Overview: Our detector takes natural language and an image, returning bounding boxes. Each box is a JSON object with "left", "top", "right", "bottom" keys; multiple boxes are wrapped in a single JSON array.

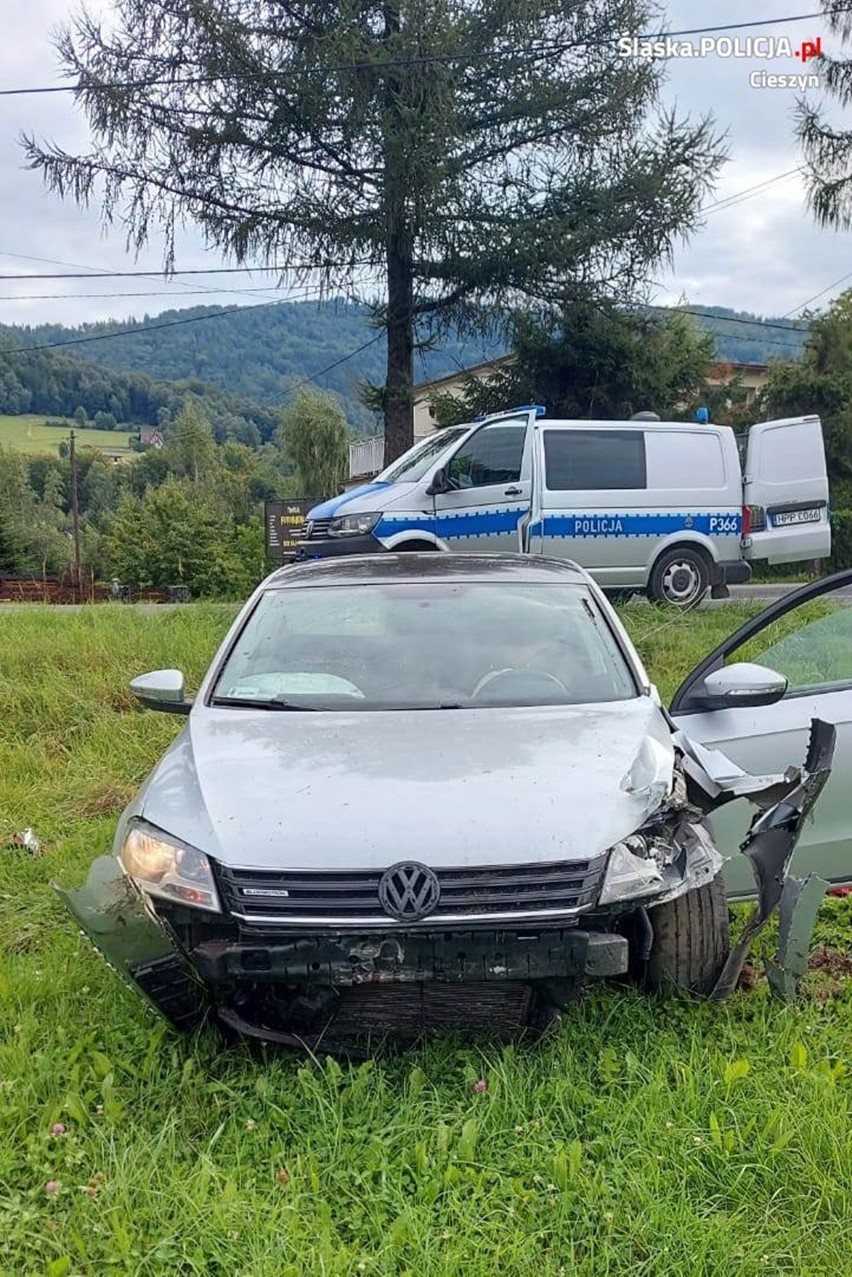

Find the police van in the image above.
[{"left": 297, "top": 406, "right": 831, "bottom": 605}]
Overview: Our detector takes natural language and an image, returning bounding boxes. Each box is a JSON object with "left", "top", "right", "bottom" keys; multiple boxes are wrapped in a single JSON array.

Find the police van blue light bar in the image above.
[{"left": 474, "top": 404, "right": 547, "bottom": 422}]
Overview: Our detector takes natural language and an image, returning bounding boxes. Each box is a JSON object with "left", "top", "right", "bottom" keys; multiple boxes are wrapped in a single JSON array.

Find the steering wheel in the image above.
[{"left": 470, "top": 667, "right": 571, "bottom": 701}]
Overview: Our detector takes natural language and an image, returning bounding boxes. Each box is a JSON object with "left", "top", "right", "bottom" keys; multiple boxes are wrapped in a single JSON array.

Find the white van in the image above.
[{"left": 298, "top": 406, "right": 831, "bottom": 605}]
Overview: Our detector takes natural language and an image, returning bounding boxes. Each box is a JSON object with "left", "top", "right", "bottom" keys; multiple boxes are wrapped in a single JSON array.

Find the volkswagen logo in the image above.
[{"left": 378, "top": 862, "right": 441, "bottom": 922}]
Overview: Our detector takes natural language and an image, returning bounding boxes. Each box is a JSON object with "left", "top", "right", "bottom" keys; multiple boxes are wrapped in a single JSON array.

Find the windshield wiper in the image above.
[{"left": 210, "top": 696, "right": 317, "bottom": 711}]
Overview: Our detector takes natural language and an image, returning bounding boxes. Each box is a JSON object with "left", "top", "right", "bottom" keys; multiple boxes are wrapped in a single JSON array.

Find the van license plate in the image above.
[{"left": 773, "top": 508, "right": 821, "bottom": 527}]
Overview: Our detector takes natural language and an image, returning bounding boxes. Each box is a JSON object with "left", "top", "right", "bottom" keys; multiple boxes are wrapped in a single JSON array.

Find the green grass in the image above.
[
  {"left": 1, "top": 604, "right": 851, "bottom": 1276},
  {"left": 0, "top": 414, "right": 136, "bottom": 457}
]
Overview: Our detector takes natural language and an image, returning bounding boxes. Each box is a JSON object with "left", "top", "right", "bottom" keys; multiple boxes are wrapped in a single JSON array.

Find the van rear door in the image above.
[{"left": 742, "top": 415, "right": 830, "bottom": 564}]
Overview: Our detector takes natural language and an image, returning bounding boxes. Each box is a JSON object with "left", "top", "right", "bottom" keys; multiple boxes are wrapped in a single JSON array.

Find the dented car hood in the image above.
[{"left": 134, "top": 697, "right": 676, "bottom": 872}]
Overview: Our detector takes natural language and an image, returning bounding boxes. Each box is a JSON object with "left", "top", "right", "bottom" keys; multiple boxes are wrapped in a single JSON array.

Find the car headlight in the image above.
[
  {"left": 119, "top": 823, "right": 220, "bottom": 913},
  {"left": 327, "top": 512, "right": 381, "bottom": 537},
  {"left": 597, "top": 835, "right": 665, "bottom": 906}
]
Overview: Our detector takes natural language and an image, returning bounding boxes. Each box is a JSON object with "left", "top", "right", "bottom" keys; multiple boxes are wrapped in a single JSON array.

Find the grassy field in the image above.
[
  {"left": 0, "top": 414, "right": 136, "bottom": 457},
  {"left": 1, "top": 603, "right": 850, "bottom": 1275}
]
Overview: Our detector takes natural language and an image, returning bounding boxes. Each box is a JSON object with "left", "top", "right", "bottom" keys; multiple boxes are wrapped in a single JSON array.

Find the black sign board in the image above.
[{"left": 264, "top": 499, "right": 317, "bottom": 563}]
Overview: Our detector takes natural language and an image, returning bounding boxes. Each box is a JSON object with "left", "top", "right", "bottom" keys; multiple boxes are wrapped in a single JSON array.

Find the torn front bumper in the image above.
[
  {"left": 55, "top": 855, "right": 208, "bottom": 1031},
  {"left": 55, "top": 855, "right": 630, "bottom": 1033}
]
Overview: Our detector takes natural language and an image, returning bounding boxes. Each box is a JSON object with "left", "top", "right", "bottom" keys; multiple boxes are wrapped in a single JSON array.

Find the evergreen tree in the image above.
[
  {"left": 432, "top": 304, "right": 714, "bottom": 424},
  {"left": 797, "top": 4, "right": 852, "bottom": 228},
  {"left": 24, "top": 0, "right": 724, "bottom": 461}
]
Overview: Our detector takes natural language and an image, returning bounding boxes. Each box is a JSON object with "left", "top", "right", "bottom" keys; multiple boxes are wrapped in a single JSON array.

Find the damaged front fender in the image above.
[
  {"left": 675, "top": 718, "right": 836, "bottom": 999},
  {"left": 54, "top": 856, "right": 208, "bottom": 1031}
]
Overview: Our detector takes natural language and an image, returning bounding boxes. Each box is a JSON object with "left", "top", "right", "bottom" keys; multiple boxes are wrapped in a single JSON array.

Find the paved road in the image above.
[{"left": 720, "top": 582, "right": 852, "bottom": 606}]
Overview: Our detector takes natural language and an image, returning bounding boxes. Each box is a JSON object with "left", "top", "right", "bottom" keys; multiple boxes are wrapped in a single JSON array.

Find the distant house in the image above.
[
  {"left": 139, "top": 426, "right": 166, "bottom": 449},
  {"left": 703, "top": 361, "right": 768, "bottom": 404},
  {"left": 346, "top": 356, "right": 769, "bottom": 484}
]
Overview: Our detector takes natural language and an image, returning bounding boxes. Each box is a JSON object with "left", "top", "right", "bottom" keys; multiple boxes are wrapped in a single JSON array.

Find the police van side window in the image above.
[
  {"left": 446, "top": 422, "right": 526, "bottom": 489},
  {"left": 543, "top": 430, "right": 647, "bottom": 490}
]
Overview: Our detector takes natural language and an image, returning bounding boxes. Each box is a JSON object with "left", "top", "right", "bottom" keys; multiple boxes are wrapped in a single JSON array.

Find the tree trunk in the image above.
[
  {"left": 385, "top": 236, "right": 414, "bottom": 463},
  {"left": 381, "top": 1, "right": 414, "bottom": 466}
]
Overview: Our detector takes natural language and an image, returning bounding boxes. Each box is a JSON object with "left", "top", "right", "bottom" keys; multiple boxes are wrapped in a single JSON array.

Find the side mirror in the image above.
[
  {"left": 426, "top": 466, "right": 451, "bottom": 496},
  {"left": 692, "top": 661, "right": 788, "bottom": 711},
  {"left": 130, "top": 669, "right": 192, "bottom": 715}
]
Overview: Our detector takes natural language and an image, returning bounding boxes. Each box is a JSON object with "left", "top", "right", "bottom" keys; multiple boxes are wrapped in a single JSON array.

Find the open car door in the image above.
[
  {"left": 670, "top": 570, "right": 852, "bottom": 898},
  {"left": 742, "top": 415, "right": 830, "bottom": 564}
]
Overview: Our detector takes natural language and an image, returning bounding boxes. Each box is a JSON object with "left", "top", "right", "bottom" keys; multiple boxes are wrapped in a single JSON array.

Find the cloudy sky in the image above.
[{"left": 1, "top": 0, "right": 849, "bottom": 329}]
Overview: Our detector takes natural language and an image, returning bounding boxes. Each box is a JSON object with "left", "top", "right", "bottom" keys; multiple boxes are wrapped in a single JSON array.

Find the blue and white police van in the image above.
[{"left": 297, "top": 406, "right": 831, "bottom": 606}]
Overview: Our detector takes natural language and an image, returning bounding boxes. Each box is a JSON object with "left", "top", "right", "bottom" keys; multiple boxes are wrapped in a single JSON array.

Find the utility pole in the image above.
[{"left": 69, "top": 430, "right": 83, "bottom": 599}]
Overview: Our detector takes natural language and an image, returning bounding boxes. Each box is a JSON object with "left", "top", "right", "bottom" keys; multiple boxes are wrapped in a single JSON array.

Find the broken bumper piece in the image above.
[
  {"left": 54, "top": 855, "right": 208, "bottom": 1031},
  {"left": 191, "top": 927, "right": 629, "bottom": 986}
]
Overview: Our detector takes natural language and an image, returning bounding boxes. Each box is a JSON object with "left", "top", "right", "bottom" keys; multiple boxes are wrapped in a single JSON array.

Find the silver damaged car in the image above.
[{"left": 58, "top": 555, "right": 845, "bottom": 1051}]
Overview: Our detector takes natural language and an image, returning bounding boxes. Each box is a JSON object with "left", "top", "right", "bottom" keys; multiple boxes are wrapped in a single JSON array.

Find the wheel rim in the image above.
[{"left": 660, "top": 558, "right": 703, "bottom": 606}]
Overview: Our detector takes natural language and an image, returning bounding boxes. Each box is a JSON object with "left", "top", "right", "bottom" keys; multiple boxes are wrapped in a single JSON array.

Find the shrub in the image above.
[{"left": 829, "top": 509, "right": 852, "bottom": 572}]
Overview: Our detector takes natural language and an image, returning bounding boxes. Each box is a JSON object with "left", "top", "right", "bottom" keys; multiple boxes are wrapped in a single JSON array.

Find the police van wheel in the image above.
[{"left": 648, "top": 547, "right": 710, "bottom": 608}]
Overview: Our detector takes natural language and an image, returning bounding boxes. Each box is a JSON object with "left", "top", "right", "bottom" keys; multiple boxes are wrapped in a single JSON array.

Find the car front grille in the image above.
[
  {"left": 300, "top": 518, "right": 331, "bottom": 540},
  {"left": 215, "top": 856, "right": 607, "bottom": 926}
]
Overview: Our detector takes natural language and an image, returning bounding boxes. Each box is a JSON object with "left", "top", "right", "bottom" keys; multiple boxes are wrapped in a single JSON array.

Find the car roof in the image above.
[{"left": 265, "top": 553, "right": 589, "bottom": 589}]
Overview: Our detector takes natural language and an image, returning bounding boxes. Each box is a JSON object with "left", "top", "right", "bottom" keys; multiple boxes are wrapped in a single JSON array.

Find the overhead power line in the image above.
[
  {"left": 273, "top": 334, "right": 385, "bottom": 403},
  {"left": 702, "top": 167, "right": 804, "bottom": 216},
  {"left": 0, "top": 260, "right": 370, "bottom": 282},
  {"left": 0, "top": 11, "right": 841, "bottom": 97},
  {"left": 0, "top": 287, "right": 290, "bottom": 301},
  {"left": 782, "top": 268, "right": 852, "bottom": 316}
]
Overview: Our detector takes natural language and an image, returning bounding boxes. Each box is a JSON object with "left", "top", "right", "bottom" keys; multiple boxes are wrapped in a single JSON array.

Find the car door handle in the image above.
[{"left": 504, "top": 486, "right": 523, "bottom": 496}]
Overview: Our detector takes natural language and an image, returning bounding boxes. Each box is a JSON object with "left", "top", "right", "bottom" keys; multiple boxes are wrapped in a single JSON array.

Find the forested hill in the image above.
[
  {"left": 6, "top": 299, "right": 507, "bottom": 428},
  {"left": 1, "top": 299, "right": 808, "bottom": 431},
  {"left": 0, "top": 326, "right": 280, "bottom": 443},
  {"left": 676, "top": 305, "right": 807, "bottom": 364}
]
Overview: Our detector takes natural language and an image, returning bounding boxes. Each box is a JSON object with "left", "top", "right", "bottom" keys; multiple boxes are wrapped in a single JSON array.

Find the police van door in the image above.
[
  {"left": 742, "top": 415, "right": 831, "bottom": 564},
  {"left": 432, "top": 414, "right": 533, "bottom": 552},
  {"left": 525, "top": 423, "right": 650, "bottom": 585}
]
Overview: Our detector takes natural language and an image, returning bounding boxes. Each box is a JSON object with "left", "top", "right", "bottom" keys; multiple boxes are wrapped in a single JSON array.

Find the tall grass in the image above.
[{"left": 0, "top": 603, "right": 850, "bottom": 1276}]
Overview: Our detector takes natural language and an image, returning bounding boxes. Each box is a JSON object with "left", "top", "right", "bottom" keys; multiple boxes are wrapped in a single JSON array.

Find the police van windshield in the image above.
[{"left": 378, "top": 426, "right": 470, "bottom": 483}]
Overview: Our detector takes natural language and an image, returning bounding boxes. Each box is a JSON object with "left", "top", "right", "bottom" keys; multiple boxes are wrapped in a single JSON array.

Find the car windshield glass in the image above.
[
  {"left": 211, "top": 582, "right": 638, "bottom": 710},
  {"left": 377, "top": 427, "right": 470, "bottom": 483}
]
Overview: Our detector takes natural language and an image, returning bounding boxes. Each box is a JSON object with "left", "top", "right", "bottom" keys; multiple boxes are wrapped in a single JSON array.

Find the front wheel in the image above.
[
  {"left": 643, "top": 875, "right": 730, "bottom": 996},
  {"left": 648, "top": 546, "right": 710, "bottom": 608}
]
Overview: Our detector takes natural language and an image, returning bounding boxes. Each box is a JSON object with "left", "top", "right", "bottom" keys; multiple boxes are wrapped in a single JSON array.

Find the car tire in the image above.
[
  {"left": 393, "top": 540, "right": 438, "bottom": 552},
  {"left": 643, "top": 874, "right": 730, "bottom": 996},
  {"left": 648, "top": 546, "right": 710, "bottom": 608}
]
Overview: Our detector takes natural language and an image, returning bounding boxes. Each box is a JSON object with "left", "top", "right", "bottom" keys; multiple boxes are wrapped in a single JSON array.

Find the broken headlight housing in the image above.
[
  {"left": 597, "top": 834, "right": 665, "bottom": 906},
  {"left": 119, "top": 822, "right": 220, "bottom": 913},
  {"left": 327, "top": 512, "right": 381, "bottom": 538}
]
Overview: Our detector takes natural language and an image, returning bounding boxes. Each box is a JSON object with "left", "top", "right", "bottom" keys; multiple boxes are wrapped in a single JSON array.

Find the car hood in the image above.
[
  {"left": 308, "top": 481, "right": 421, "bottom": 520},
  {"left": 137, "top": 697, "right": 675, "bottom": 872}
]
